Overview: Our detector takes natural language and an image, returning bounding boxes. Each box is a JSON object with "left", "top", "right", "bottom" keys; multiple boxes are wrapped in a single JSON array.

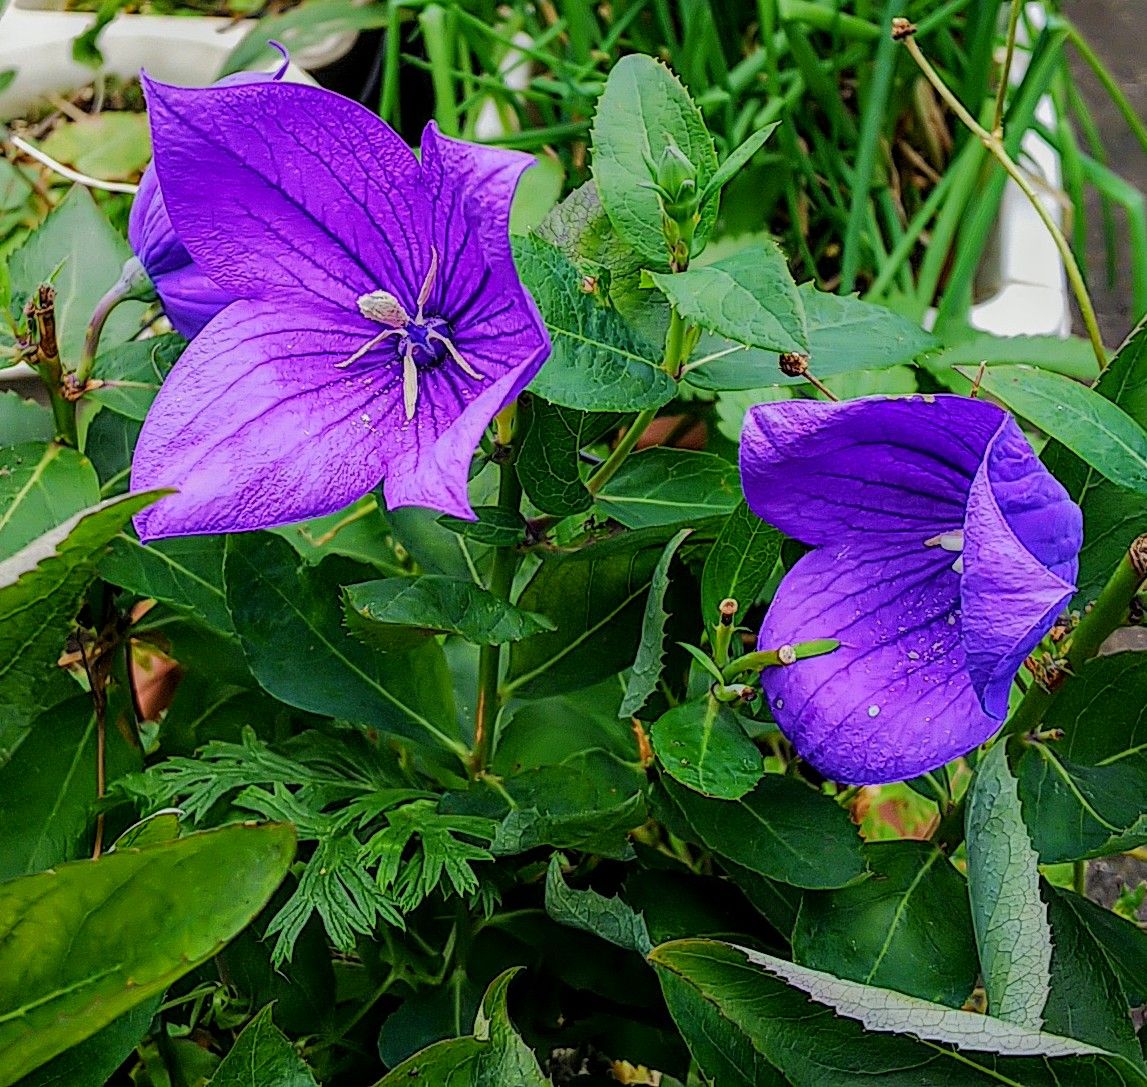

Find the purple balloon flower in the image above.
[
  {"left": 127, "top": 50, "right": 290, "bottom": 339},
  {"left": 740, "top": 395, "right": 1082, "bottom": 785},
  {"left": 129, "top": 79, "right": 549, "bottom": 541}
]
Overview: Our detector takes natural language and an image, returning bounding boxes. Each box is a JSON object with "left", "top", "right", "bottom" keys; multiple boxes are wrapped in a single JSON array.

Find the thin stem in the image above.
[
  {"left": 583, "top": 406, "right": 658, "bottom": 498},
  {"left": 899, "top": 29, "right": 1107, "bottom": 371},
  {"left": 1073, "top": 859, "right": 1087, "bottom": 897},
  {"left": 5, "top": 133, "right": 139, "bottom": 194},
  {"left": 993, "top": 0, "right": 1024, "bottom": 137}
]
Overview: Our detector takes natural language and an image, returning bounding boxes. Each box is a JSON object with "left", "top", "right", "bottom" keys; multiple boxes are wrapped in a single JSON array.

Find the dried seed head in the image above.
[
  {"left": 719, "top": 598, "right": 738, "bottom": 625},
  {"left": 1130, "top": 533, "right": 1147, "bottom": 579},
  {"left": 778, "top": 351, "right": 810, "bottom": 377},
  {"left": 891, "top": 17, "right": 916, "bottom": 40}
]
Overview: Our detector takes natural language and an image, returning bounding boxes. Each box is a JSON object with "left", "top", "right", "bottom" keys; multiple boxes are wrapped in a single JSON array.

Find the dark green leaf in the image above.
[
  {"left": 965, "top": 741, "right": 1052, "bottom": 1028},
  {"left": 700, "top": 500, "right": 781, "bottom": 622},
  {"left": 514, "top": 236, "right": 674, "bottom": 412},
  {"left": 208, "top": 1005, "right": 317, "bottom": 1087},
  {"left": 591, "top": 54, "right": 718, "bottom": 264},
  {"left": 372, "top": 1039, "right": 481, "bottom": 1086},
  {"left": 619, "top": 528, "right": 690, "bottom": 717},
  {"left": 223, "top": 534, "right": 462, "bottom": 757},
  {"left": 652, "top": 244, "right": 807, "bottom": 354},
  {"left": 651, "top": 699, "right": 763, "bottom": 800},
  {"left": 792, "top": 840, "right": 978, "bottom": 1007},
  {"left": 595, "top": 448, "right": 741, "bottom": 529},
  {"left": 0, "top": 443, "right": 99, "bottom": 560},
  {"left": 544, "top": 854, "right": 652, "bottom": 954},
  {"left": 658, "top": 775, "right": 866, "bottom": 889},
  {"left": 438, "top": 506, "right": 526, "bottom": 547},
  {"left": 0, "top": 824, "right": 295, "bottom": 1087},
  {"left": 922, "top": 332, "right": 1098, "bottom": 384},
  {"left": 85, "top": 334, "right": 183, "bottom": 421}
]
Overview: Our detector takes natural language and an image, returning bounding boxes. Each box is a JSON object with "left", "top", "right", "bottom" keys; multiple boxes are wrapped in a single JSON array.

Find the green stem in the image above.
[
  {"left": 1006, "top": 541, "right": 1147, "bottom": 738},
  {"left": 419, "top": 4, "right": 460, "bottom": 137},
  {"left": 1073, "top": 859, "right": 1088, "bottom": 896},
  {"left": 992, "top": 0, "right": 1024, "bottom": 137},
  {"left": 76, "top": 257, "right": 149, "bottom": 387}
]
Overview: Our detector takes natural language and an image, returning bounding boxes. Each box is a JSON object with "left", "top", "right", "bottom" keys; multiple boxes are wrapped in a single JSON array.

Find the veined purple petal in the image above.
[
  {"left": 131, "top": 300, "right": 402, "bottom": 541},
  {"left": 128, "top": 165, "right": 188, "bottom": 279},
  {"left": 142, "top": 78, "right": 430, "bottom": 312},
  {"left": 960, "top": 417, "right": 1080, "bottom": 718},
  {"left": 147, "top": 263, "right": 234, "bottom": 340},
  {"left": 758, "top": 540, "right": 997, "bottom": 785}
]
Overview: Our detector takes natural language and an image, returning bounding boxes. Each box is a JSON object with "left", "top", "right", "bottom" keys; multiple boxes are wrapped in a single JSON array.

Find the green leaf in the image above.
[
  {"left": 518, "top": 398, "right": 621, "bottom": 517},
  {"left": 652, "top": 938, "right": 1147, "bottom": 1087},
  {"left": 792, "top": 840, "right": 978, "bottom": 1007},
  {"left": 438, "top": 506, "right": 526, "bottom": 547},
  {"left": 0, "top": 824, "right": 296, "bottom": 1087},
  {"left": 38, "top": 113, "right": 151, "bottom": 183},
  {"left": 1043, "top": 315, "right": 1147, "bottom": 597},
  {"left": 208, "top": 1005, "right": 317, "bottom": 1087},
  {"left": 595, "top": 448, "right": 741, "bottom": 529},
  {"left": 505, "top": 527, "right": 675, "bottom": 698},
  {"left": 922, "top": 332, "right": 1099, "bottom": 385},
  {"left": 651, "top": 700, "right": 763, "bottom": 800},
  {"left": 0, "top": 443, "right": 99, "bottom": 560},
  {"left": 344, "top": 575, "right": 555, "bottom": 648},
  {"left": 652, "top": 244, "right": 807, "bottom": 354},
  {"left": 1043, "top": 885, "right": 1140, "bottom": 1061},
  {"left": 85, "top": 334, "right": 183, "bottom": 421},
  {"left": 700, "top": 500, "right": 781, "bottom": 622},
  {"left": 8, "top": 187, "right": 146, "bottom": 368},
  {"left": 686, "top": 285, "right": 935, "bottom": 391},
  {"left": 0, "top": 492, "right": 161, "bottom": 724},
  {"left": 514, "top": 236, "right": 674, "bottom": 412},
  {"left": 0, "top": 393, "right": 53, "bottom": 445},
  {"left": 544, "top": 854, "right": 652, "bottom": 955},
  {"left": 698, "top": 123, "right": 779, "bottom": 207},
  {"left": 965, "top": 364, "right": 1147, "bottom": 496},
  {"left": 224, "top": 534, "right": 462, "bottom": 757},
  {"left": 964, "top": 741, "right": 1052, "bottom": 1028},
  {"left": 0, "top": 694, "right": 140, "bottom": 880},
  {"left": 373, "top": 1039, "right": 482, "bottom": 1086},
  {"left": 100, "top": 533, "right": 232, "bottom": 634},
  {"left": 657, "top": 775, "right": 866, "bottom": 889},
  {"left": 591, "top": 54, "right": 718, "bottom": 264},
  {"left": 619, "top": 528, "right": 691, "bottom": 718}
]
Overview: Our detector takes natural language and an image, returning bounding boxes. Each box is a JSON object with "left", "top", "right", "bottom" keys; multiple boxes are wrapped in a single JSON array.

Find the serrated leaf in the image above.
[
  {"left": 965, "top": 741, "right": 1052, "bottom": 1028},
  {"left": 208, "top": 1005, "right": 317, "bottom": 1087},
  {"left": 0, "top": 824, "right": 295, "bottom": 1087},
  {"left": 652, "top": 938, "right": 1147, "bottom": 1087},
  {"left": 652, "top": 244, "right": 807, "bottom": 354},
  {"left": 700, "top": 500, "right": 781, "bottom": 622},
  {"left": 651, "top": 698, "right": 764, "bottom": 800},
  {"left": 698, "top": 123, "right": 779, "bottom": 207},
  {"left": 85, "top": 334, "right": 184, "bottom": 421},
  {"left": 544, "top": 854, "right": 652, "bottom": 959},
  {"left": 344, "top": 575, "right": 554, "bottom": 649},
  {"left": 792, "top": 840, "right": 978, "bottom": 1007},
  {"left": 619, "top": 528, "right": 690, "bottom": 718},
  {"left": 515, "top": 236, "right": 674, "bottom": 412},
  {"left": 595, "top": 448, "right": 741, "bottom": 529},
  {"left": 657, "top": 774, "right": 865, "bottom": 889},
  {"left": 0, "top": 443, "right": 99, "bottom": 560},
  {"left": 591, "top": 54, "right": 718, "bottom": 264},
  {"left": 966, "top": 364, "right": 1147, "bottom": 496}
]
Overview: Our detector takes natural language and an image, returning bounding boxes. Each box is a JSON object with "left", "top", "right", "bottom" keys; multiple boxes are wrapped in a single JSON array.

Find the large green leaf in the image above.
[
  {"left": 0, "top": 492, "right": 160, "bottom": 726},
  {"left": 84, "top": 334, "right": 184, "bottom": 422},
  {"left": 0, "top": 393, "right": 53, "bottom": 445},
  {"left": 1042, "top": 315, "right": 1147, "bottom": 597},
  {"left": 208, "top": 1005, "right": 317, "bottom": 1087},
  {"left": 656, "top": 775, "right": 865, "bottom": 889},
  {"left": 652, "top": 244, "right": 807, "bottom": 353},
  {"left": 792, "top": 840, "right": 978, "bottom": 1007},
  {"left": 595, "top": 448, "right": 742, "bottom": 529},
  {"left": 590, "top": 54, "right": 718, "bottom": 265},
  {"left": 0, "top": 443, "right": 99, "bottom": 560},
  {"left": 965, "top": 741, "right": 1052, "bottom": 1028},
  {"left": 515, "top": 236, "right": 674, "bottom": 412},
  {"left": 700, "top": 500, "right": 781, "bottom": 622},
  {"left": 652, "top": 938, "right": 1147, "bottom": 1086},
  {"left": 544, "top": 855, "right": 652, "bottom": 955},
  {"left": 8, "top": 187, "right": 146, "bottom": 368},
  {"left": 651, "top": 699, "right": 763, "bottom": 800},
  {"left": 39, "top": 113, "right": 151, "bottom": 184},
  {"left": 343, "top": 575, "right": 554, "bottom": 649},
  {"left": 223, "top": 534, "right": 462, "bottom": 757},
  {"left": 1046, "top": 886, "right": 1147, "bottom": 1006},
  {"left": 0, "top": 824, "right": 296, "bottom": 1087},
  {"left": 971, "top": 364, "right": 1147, "bottom": 496}
]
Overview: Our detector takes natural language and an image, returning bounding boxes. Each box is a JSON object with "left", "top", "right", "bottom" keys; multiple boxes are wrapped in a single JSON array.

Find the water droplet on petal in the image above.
[
  {"left": 774, "top": 697, "right": 785, "bottom": 710},
  {"left": 907, "top": 650, "right": 920, "bottom": 660},
  {"left": 867, "top": 704, "right": 880, "bottom": 718}
]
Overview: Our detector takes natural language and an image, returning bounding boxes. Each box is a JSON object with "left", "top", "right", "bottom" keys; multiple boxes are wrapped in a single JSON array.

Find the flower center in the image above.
[
  {"left": 337, "top": 247, "right": 484, "bottom": 420},
  {"left": 924, "top": 529, "right": 965, "bottom": 574}
]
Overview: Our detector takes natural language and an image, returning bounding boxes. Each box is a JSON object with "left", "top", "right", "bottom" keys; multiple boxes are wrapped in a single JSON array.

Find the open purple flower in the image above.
[
  {"left": 741, "top": 395, "right": 1082, "bottom": 785},
  {"left": 127, "top": 49, "right": 290, "bottom": 339},
  {"left": 130, "top": 79, "right": 549, "bottom": 541}
]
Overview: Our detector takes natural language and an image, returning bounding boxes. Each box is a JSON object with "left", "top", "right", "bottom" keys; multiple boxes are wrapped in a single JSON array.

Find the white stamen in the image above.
[
  {"left": 923, "top": 530, "right": 964, "bottom": 553},
  {"left": 358, "top": 290, "right": 409, "bottom": 327},
  {"left": 402, "top": 344, "right": 418, "bottom": 421},
  {"left": 416, "top": 247, "right": 439, "bottom": 320},
  {"left": 336, "top": 327, "right": 403, "bottom": 369},
  {"left": 426, "top": 329, "right": 483, "bottom": 381}
]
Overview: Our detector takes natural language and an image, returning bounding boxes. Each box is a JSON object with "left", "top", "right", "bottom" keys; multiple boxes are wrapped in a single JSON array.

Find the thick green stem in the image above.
[
  {"left": 1006, "top": 540, "right": 1147, "bottom": 738},
  {"left": 76, "top": 257, "right": 150, "bottom": 386}
]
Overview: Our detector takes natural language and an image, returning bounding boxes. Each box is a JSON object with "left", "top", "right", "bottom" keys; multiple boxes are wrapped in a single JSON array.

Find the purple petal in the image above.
[
  {"left": 739, "top": 396, "right": 1005, "bottom": 545},
  {"left": 128, "top": 165, "right": 188, "bottom": 278},
  {"left": 131, "top": 300, "right": 402, "bottom": 540},
  {"left": 960, "top": 418, "right": 1080, "bottom": 718},
  {"left": 142, "top": 77, "right": 430, "bottom": 312},
  {"left": 758, "top": 541, "right": 998, "bottom": 785},
  {"left": 148, "top": 264, "right": 233, "bottom": 340}
]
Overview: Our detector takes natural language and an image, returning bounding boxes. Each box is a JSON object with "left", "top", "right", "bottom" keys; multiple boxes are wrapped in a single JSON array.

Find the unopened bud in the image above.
[
  {"left": 655, "top": 143, "right": 698, "bottom": 206},
  {"left": 719, "top": 598, "right": 738, "bottom": 626},
  {"left": 779, "top": 352, "right": 810, "bottom": 377}
]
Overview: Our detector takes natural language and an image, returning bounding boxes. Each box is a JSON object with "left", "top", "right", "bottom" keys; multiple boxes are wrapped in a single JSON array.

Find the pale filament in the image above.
[{"left": 924, "top": 530, "right": 965, "bottom": 574}]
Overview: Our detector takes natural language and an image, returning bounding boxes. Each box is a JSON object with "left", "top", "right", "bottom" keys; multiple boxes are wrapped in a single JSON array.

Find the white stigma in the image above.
[{"left": 402, "top": 343, "right": 418, "bottom": 421}]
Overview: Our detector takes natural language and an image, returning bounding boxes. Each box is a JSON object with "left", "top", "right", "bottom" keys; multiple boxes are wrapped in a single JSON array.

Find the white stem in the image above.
[{"left": 7, "top": 134, "right": 139, "bottom": 194}]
